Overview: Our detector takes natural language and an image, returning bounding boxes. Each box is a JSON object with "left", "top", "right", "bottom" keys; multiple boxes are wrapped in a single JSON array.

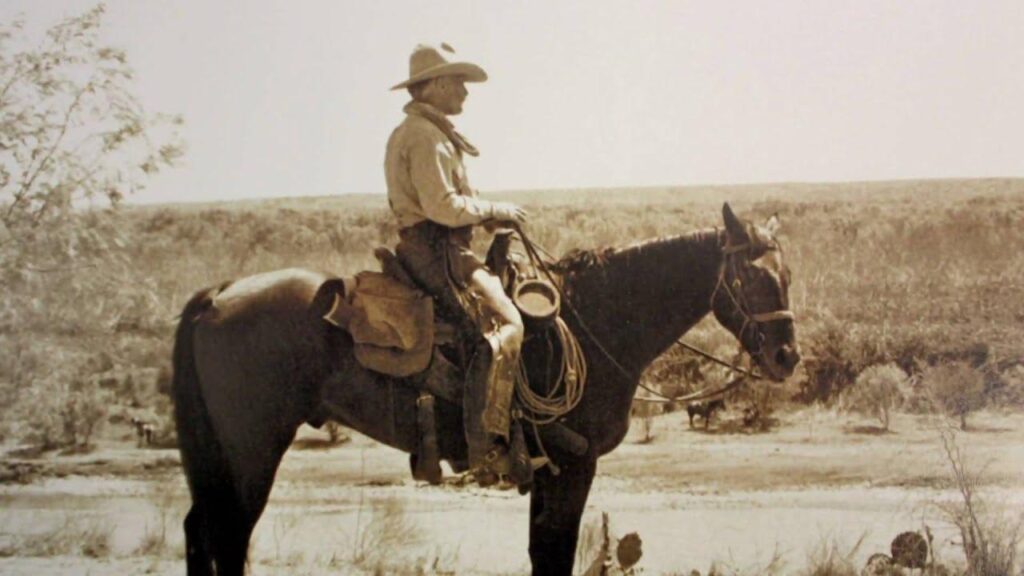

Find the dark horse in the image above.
[
  {"left": 687, "top": 398, "right": 726, "bottom": 429},
  {"left": 172, "top": 204, "right": 800, "bottom": 575}
]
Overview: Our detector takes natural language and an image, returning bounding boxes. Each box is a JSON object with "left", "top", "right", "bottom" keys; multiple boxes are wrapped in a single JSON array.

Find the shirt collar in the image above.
[{"left": 404, "top": 101, "right": 480, "bottom": 157}]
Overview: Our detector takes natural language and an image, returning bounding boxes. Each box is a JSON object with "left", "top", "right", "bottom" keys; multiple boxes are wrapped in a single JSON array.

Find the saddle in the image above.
[
  {"left": 323, "top": 230, "right": 556, "bottom": 380},
  {"left": 320, "top": 231, "right": 563, "bottom": 486}
]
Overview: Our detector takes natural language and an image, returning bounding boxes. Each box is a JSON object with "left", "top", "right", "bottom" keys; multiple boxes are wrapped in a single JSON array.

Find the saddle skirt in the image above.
[
  {"left": 323, "top": 270, "right": 437, "bottom": 377},
  {"left": 323, "top": 244, "right": 466, "bottom": 378}
]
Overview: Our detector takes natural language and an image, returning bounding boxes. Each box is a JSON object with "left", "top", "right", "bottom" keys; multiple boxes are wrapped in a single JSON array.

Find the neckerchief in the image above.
[{"left": 404, "top": 101, "right": 480, "bottom": 157}]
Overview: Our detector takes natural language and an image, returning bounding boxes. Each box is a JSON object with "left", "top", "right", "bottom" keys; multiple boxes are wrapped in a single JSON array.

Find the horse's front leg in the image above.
[{"left": 528, "top": 457, "right": 597, "bottom": 576}]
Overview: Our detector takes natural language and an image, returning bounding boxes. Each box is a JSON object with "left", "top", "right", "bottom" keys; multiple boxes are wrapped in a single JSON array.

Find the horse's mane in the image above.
[
  {"left": 552, "top": 228, "right": 721, "bottom": 275},
  {"left": 553, "top": 246, "right": 614, "bottom": 274}
]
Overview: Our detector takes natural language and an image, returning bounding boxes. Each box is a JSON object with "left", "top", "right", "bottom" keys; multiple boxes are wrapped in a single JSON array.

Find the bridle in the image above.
[{"left": 711, "top": 240, "right": 795, "bottom": 366}]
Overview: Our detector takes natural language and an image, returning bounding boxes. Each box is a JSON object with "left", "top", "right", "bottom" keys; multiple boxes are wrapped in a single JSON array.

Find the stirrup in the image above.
[
  {"left": 467, "top": 446, "right": 550, "bottom": 487},
  {"left": 465, "top": 445, "right": 509, "bottom": 487},
  {"left": 479, "top": 445, "right": 511, "bottom": 475}
]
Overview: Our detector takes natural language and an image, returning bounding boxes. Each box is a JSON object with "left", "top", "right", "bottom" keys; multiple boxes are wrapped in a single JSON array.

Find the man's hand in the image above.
[{"left": 490, "top": 201, "right": 528, "bottom": 224}]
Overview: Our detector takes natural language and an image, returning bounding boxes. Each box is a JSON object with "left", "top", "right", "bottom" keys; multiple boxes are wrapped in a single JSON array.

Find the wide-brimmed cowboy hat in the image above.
[{"left": 390, "top": 43, "right": 487, "bottom": 91}]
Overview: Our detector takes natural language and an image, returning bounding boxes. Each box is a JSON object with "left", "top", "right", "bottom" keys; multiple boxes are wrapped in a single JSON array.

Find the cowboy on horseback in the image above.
[{"left": 385, "top": 43, "right": 527, "bottom": 483}]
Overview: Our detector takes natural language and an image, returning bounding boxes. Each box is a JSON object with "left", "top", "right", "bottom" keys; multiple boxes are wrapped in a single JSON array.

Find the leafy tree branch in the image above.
[{"left": 0, "top": 3, "right": 183, "bottom": 275}]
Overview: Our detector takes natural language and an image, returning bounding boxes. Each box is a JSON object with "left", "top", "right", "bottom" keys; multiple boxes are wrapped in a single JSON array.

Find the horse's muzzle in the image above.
[{"left": 763, "top": 344, "right": 800, "bottom": 381}]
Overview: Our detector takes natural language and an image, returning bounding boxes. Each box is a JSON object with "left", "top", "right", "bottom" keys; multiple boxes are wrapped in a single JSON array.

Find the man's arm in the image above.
[{"left": 408, "top": 137, "right": 496, "bottom": 228}]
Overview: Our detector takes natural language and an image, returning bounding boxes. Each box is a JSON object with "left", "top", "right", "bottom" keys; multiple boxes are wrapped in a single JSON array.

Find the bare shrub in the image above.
[
  {"left": 133, "top": 481, "right": 181, "bottom": 557},
  {"left": 11, "top": 362, "right": 110, "bottom": 452},
  {"left": 0, "top": 515, "right": 113, "bottom": 558},
  {"left": 799, "top": 312, "right": 990, "bottom": 407},
  {"left": 148, "top": 394, "right": 178, "bottom": 448},
  {"left": 630, "top": 400, "right": 661, "bottom": 444},
  {"left": 990, "top": 364, "right": 1024, "bottom": 409},
  {"left": 134, "top": 518, "right": 168, "bottom": 558},
  {"left": 936, "top": 428, "right": 1024, "bottom": 575},
  {"left": 924, "top": 363, "right": 986, "bottom": 431},
  {"left": 688, "top": 547, "right": 786, "bottom": 576},
  {"left": 272, "top": 513, "right": 300, "bottom": 564},
  {"left": 79, "top": 519, "right": 113, "bottom": 559},
  {"left": 802, "top": 317, "right": 933, "bottom": 403},
  {"left": 575, "top": 513, "right": 605, "bottom": 571},
  {"left": 844, "top": 363, "right": 909, "bottom": 431},
  {"left": 800, "top": 320, "right": 885, "bottom": 403},
  {"left": 59, "top": 380, "right": 110, "bottom": 450},
  {"left": 799, "top": 533, "right": 865, "bottom": 576},
  {"left": 351, "top": 498, "right": 424, "bottom": 569},
  {"left": 746, "top": 381, "right": 778, "bottom": 431},
  {"left": 14, "top": 373, "right": 110, "bottom": 453}
]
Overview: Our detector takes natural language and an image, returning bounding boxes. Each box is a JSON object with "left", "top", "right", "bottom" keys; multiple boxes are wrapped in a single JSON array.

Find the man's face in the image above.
[{"left": 428, "top": 76, "right": 468, "bottom": 115}]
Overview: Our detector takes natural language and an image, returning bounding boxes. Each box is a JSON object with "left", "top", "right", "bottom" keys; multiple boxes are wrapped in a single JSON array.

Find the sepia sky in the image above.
[{"left": 4, "top": 1, "right": 1023, "bottom": 204}]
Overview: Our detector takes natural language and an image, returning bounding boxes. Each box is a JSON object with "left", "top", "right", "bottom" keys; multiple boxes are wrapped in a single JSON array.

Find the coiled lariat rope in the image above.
[
  {"left": 507, "top": 227, "right": 590, "bottom": 425},
  {"left": 513, "top": 316, "right": 587, "bottom": 425}
]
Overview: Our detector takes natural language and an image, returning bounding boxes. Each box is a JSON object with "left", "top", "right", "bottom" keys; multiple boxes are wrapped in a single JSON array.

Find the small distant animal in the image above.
[
  {"left": 687, "top": 398, "right": 725, "bottom": 429},
  {"left": 742, "top": 406, "right": 761, "bottom": 427},
  {"left": 130, "top": 417, "right": 155, "bottom": 447}
]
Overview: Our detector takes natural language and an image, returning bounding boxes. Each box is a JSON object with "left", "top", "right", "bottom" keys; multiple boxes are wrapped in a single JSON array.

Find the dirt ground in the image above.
[{"left": 1, "top": 408, "right": 1022, "bottom": 575}]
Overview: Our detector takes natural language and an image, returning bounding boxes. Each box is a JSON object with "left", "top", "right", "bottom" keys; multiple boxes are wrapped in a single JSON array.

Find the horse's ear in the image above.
[
  {"left": 723, "top": 203, "right": 750, "bottom": 246},
  {"left": 765, "top": 213, "right": 781, "bottom": 236}
]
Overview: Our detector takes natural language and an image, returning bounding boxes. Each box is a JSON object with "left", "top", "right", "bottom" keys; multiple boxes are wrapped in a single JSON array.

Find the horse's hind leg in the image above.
[
  {"left": 223, "top": 458, "right": 286, "bottom": 575},
  {"left": 184, "top": 504, "right": 215, "bottom": 576},
  {"left": 183, "top": 444, "right": 287, "bottom": 576},
  {"left": 182, "top": 498, "right": 248, "bottom": 576},
  {"left": 211, "top": 510, "right": 253, "bottom": 576}
]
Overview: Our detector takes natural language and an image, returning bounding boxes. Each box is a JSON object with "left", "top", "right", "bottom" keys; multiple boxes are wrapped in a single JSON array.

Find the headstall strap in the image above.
[
  {"left": 751, "top": 310, "right": 795, "bottom": 323},
  {"left": 722, "top": 242, "right": 750, "bottom": 255},
  {"left": 718, "top": 239, "right": 793, "bottom": 324}
]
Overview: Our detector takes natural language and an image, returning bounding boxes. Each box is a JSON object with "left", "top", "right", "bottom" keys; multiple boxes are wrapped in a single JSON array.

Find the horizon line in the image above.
[{"left": 125, "top": 175, "right": 1024, "bottom": 208}]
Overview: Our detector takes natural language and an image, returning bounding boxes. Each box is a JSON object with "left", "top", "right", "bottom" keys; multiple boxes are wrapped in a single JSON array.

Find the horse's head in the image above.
[{"left": 712, "top": 203, "right": 800, "bottom": 381}]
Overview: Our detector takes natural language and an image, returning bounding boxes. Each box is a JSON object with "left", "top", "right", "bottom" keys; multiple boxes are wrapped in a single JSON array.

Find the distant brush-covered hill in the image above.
[{"left": 127, "top": 177, "right": 1024, "bottom": 213}]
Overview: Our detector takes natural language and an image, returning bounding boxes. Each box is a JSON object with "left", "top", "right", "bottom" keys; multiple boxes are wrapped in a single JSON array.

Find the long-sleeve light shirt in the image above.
[{"left": 384, "top": 105, "right": 497, "bottom": 229}]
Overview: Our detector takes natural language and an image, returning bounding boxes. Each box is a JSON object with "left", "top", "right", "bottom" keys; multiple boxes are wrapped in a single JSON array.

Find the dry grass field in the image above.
[{"left": 2, "top": 178, "right": 1024, "bottom": 574}]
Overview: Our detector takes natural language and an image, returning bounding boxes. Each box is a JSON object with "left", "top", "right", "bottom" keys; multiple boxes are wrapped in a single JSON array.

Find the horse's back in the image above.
[
  {"left": 194, "top": 266, "right": 335, "bottom": 387},
  {"left": 206, "top": 267, "right": 332, "bottom": 324}
]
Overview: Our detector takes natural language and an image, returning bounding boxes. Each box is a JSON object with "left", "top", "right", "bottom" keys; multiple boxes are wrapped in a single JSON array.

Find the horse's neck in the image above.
[{"left": 565, "top": 229, "right": 724, "bottom": 377}]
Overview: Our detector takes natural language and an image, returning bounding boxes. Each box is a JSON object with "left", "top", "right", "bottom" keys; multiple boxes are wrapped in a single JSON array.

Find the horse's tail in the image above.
[{"left": 172, "top": 285, "right": 237, "bottom": 558}]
